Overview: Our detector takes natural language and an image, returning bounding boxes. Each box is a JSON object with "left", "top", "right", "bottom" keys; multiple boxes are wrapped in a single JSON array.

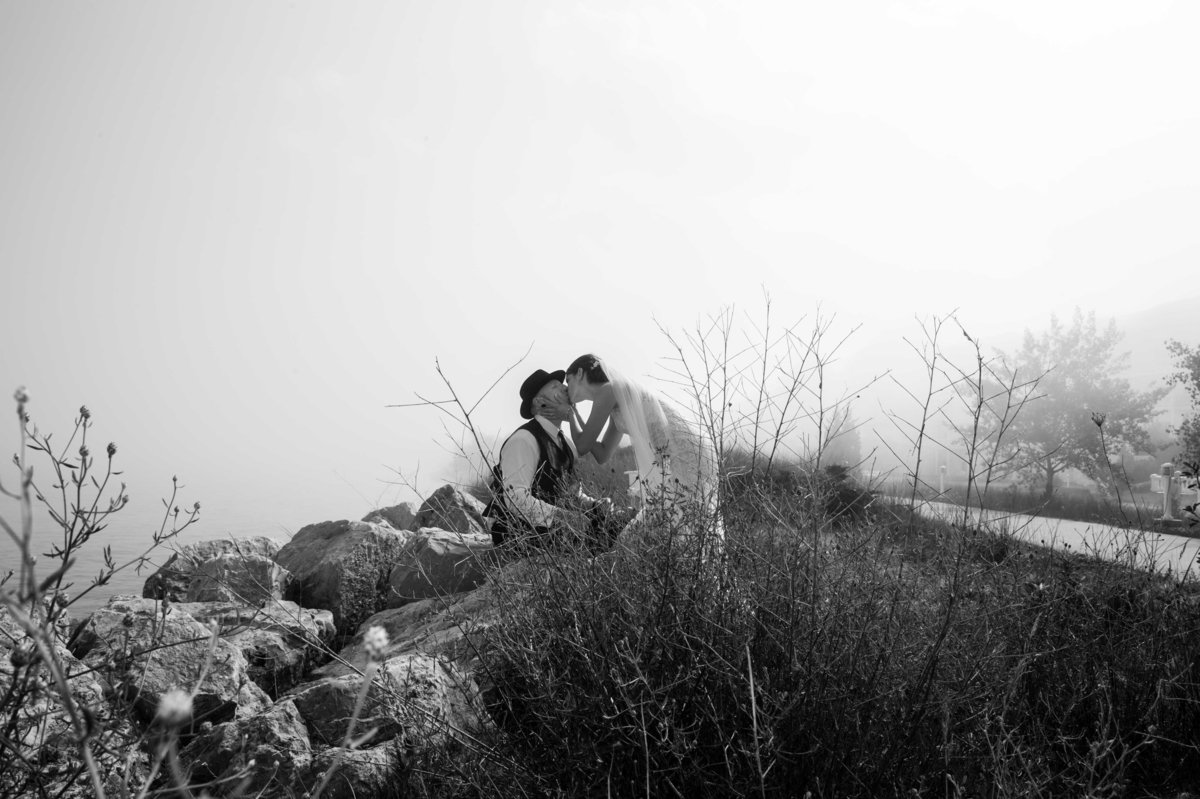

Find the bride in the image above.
[{"left": 564, "top": 353, "right": 723, "bottom": 548}]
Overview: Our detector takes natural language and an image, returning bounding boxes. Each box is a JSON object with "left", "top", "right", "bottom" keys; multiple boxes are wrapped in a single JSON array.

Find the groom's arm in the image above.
[
  {"left": 560, "top": 450, "right": 613, "bottom": 518},
  {"left": 569, "top": 484, "right": 613, "bottom": 518},
  {"left": 500, "top": 432, "right": 572, "bottom": 527}
]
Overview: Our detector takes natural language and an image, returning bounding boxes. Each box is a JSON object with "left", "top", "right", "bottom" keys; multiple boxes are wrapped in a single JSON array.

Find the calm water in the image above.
[
  {"left": 1, "top": 462, "right": 418, "bottom": 622},
  {"left": 1, "top": 505, "right": 302, "bottom": 620}
]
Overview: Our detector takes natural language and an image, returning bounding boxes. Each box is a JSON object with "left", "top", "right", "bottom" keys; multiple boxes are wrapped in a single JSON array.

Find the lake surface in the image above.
[{"left": 1, "top": 505, "right": 303, "bottom": 620}]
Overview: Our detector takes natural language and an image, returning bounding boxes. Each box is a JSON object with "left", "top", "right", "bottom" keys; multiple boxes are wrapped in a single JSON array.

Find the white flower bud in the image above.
[
  {"left": 363, "top": 625, "right": 390, "bottom": 662},
  {"left": 155, "top": 688, "right": 193, "bottom": 727}
]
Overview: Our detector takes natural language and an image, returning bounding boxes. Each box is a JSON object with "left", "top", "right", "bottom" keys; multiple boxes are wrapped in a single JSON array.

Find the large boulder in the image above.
[
  {"left": 68, "top": 596, "right": 267, "bottom": 727},
  {"left": 179, "top": 698, "right": 313, "bottom": 798},
  {"left": 174, "top": 599, "right": 337, "bottom": 698},
  {"left": 0, "top": 605, "right": 101, "bottom": 701},
  {"left": 362, "top": 501, "right": 419, "bottom": 531},
  {"left": 318, "top": 588, "right": 497, "bottom": 680},
  {"left": 414, "top": 484, "right": 488, "bottom": 535},
  {"left": 143, "top": 536, "right": 283, "bottom": 601},
  {"left": 0, "top": 605, "right": 146, "bottom": 799},
  {"left": 386, "top": 528, "right": 495, "bottom": 608},
  {"left": 298, "top": 741, "right": 409, "bottom": 799},
  {"left": 287, "top": 653, "right": 484, "bottom": 750},
  {"left": 274, "top": 520, "right": 412, "bottom": 636},
  {"left": 186, "top": 552, "right": 292, "bottom": 605}
]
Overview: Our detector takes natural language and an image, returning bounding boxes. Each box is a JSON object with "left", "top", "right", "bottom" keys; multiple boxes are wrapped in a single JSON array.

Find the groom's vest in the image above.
[{"left": 485, "top": 420, "right": 576, "bottom": 544}]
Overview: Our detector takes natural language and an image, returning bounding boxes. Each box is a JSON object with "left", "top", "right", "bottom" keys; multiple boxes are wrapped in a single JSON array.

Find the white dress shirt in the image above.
[{"left": 499, "top": 415, "right": 587, "bottom": 527}]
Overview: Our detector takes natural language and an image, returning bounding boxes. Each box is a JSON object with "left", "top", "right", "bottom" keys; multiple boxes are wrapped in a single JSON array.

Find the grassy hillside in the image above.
[{"left": 416, "top": 468, "right": 1200, "bottom": 798}]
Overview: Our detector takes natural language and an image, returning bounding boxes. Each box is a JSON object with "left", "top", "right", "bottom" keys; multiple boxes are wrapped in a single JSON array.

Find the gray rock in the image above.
[
  {"left": 300, "top": 740, "right": 409, "bottom": 799},
  {"left": 414, "top": 484, "right": 488, "bottom": 535},
  {"left": 69, "top": 595, "right": 261, "bottom": 727},
  {"left": 179, "top": 698, "right": 312, "bottom": 797},
  {"left": 318, "top": 588, "right": 497, "bottom": 680},
  {"left": 143, "top": 536, "right": 282, "bottom": 601},
  {"left": 176, "top": 599, "right": 337, "bottom": 646},
  {"left": 362, "top": 500, "right": 420, "bottom": 531},
  {"left": 287, "top": 653, "right": 484, "bottom": 750},
  {"left": 236, "top": 679, "right": 274, "bottom": 719},
  {"left": 386, "top": 527, "right": 495, "bottom": 608},
  {"left": 176, "top": 599, "right": 337, "bottom": 697},
  {"left": 274, "top": 520, "right": 413, "bottom": 636},
  {"left": 186, "top": 551, "right": 292, "bottom": 605},
  {"left": 0, "top": 605, "right": 141, "bottom": 799},
  {"left": 4, "top": 732, "right": 148, "bottom": 799}
]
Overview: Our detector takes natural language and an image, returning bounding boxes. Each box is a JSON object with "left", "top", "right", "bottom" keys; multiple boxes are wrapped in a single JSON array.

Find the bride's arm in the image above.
[
  {"left": 585, "top": 423, "right": 624, "bottom": 464},
  {"left": 569, "top": 385, "right": 617, "bottom": 460}
]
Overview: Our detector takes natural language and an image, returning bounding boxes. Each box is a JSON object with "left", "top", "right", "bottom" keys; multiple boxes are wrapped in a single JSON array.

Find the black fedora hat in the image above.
[{"left": 519, "top": 368, "right": 566, "bottom": 419}]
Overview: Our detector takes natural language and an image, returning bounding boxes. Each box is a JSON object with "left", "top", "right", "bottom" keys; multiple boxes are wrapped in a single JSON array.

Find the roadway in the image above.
[{"left": 922, "top": 502, "right": 1200, "bottom": 581}]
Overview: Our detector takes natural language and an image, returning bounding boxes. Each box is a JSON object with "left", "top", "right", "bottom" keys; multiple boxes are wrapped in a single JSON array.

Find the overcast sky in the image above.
[{"left": 2, "top": 1, "right": 1198, "bottom": 547}]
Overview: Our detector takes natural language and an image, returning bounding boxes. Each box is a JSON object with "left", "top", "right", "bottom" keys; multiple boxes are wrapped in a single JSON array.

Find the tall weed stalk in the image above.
[{"left": 0, "top": 391, "right": 222, "bottom": 798}]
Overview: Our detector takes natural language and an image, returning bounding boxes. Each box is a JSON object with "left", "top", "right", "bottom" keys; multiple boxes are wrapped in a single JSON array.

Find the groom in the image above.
[{"left": 484, "top": 368, "right": 613, "bottom": 551}]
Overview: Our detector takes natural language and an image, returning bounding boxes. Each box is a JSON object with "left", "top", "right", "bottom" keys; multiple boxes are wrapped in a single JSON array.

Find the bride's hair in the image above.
[{"left": 566, "top": 353, "right": 609, "bottom": 384}]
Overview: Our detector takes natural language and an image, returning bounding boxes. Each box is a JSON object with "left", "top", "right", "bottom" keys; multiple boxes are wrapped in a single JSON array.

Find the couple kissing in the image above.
[{"left": 482, "top": 354, "right": 722, "bottom": 554}]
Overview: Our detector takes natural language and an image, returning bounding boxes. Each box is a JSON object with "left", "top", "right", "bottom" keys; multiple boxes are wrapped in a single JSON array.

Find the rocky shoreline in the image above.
[{"left": 3, "top": 483, "right": 504, "bottom": 798}]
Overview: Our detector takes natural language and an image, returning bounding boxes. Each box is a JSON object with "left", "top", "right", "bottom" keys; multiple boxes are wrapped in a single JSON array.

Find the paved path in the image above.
[{"left": 922, "top": 502, "right": 1200, "bottom": 581}]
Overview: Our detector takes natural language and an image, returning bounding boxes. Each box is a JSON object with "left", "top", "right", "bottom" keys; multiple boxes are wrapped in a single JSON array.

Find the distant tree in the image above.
[
  {"left": 820, "top": 409, "right": 863, "bottom": 469},
  {"left": 984, "top": 309, "right": 1167, "bottom": 500},
  {"left": 1166, "top": 339, "right": 1200, "bottom": 460}
]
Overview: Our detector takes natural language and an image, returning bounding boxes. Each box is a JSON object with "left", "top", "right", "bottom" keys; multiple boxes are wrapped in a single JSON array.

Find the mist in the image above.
[{"left": 3, "top": 3, "right": 1199, "bottom": 612}]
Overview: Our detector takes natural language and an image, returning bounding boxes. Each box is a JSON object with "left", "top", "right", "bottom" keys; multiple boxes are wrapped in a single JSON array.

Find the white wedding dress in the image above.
[{"left": 608, "top": 374, "right": 723, "bottom": 549}]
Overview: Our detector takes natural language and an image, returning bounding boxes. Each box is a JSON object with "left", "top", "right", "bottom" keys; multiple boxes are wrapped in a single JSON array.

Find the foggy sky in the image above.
[{"left": 2, "top": 1, "right": 1198, "bottom": 548}]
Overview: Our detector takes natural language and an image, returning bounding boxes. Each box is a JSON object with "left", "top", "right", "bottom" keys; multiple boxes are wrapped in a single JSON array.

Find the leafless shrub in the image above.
[{"left": 406, "top": 304, "right": 1200, "bottom": 798}]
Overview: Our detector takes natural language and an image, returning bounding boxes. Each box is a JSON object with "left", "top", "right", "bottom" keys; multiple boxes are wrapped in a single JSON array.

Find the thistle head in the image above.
[
  {"left": 155, "top": 688, "right": 193, "bottom": 727},
  {"left": 363, "top": 625, "right": 390, "bottom": 662}
]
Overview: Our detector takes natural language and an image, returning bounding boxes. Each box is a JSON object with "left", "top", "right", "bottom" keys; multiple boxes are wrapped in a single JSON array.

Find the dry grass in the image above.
[{"left": 409, "top": 466, "right": 1200, "bottom": 798}]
